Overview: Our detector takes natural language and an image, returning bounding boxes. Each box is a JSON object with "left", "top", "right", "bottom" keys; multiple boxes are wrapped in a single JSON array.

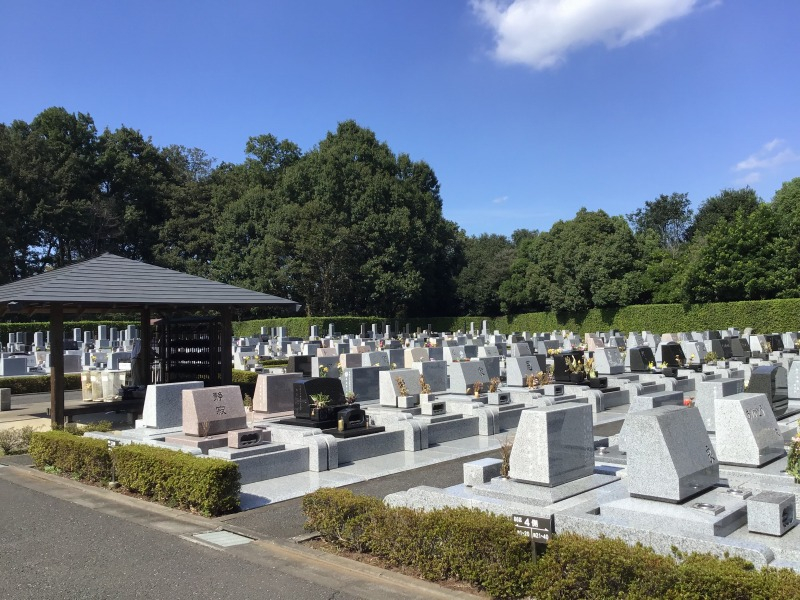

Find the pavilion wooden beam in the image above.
[
  {"left": 50, "top": 303, "right": 64, "bottom": 428},
  {"left": 140, "top": 307, "right": 152, "bottom": 385},
  {"left": 220, "top": 306, "right": 232, "bottom": 385}
]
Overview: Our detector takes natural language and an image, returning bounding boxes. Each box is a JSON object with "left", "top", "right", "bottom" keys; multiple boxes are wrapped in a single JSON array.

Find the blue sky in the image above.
[{"left": 2, "top": 1, "right": 799, "bottom": 237}]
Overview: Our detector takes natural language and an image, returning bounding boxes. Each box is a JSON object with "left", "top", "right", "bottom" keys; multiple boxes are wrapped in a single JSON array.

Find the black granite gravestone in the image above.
[
  {"left": 287, "top": 355, "right": 314, "bottom": 377},
  {"left": 552, "top": 350, "right": 585, "bottom": 383},
  {"left": 718, "top": 337, "right": 733, "bottom": 359},
  {"left": 629, "top": 346, "right": 656, "bottom": 372},
  {"left": 659, "top": 342, "right": 686, "bottom": 368},
  {"left": 748, "top": 365, "right": 789, "bottom": 418},
  {"left": 766, "top": 334, "right": 784, "bottom": 352},
  {"left": 292, "top": 377, "right": 346, "bottom": 422},
  {"left": 730, "top": 337, "right": 751, "bottom": 360}
]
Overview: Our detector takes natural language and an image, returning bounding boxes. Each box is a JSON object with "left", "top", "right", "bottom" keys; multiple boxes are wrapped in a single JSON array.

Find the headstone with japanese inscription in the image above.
[
  {"left": 506, "top": 355, "right": 547, "bottom": 386},
  {"left": 624, "top": 405, "right": 719, "bottom": 502},
  {"left": 182, "top": 385, "right": 247, "bottom": 436},
  {"left": 447, "top": 361, "right": 490, "bottom": 394},
  {"left": 714, "top": 392, "right": 785, "bottom": 467}
]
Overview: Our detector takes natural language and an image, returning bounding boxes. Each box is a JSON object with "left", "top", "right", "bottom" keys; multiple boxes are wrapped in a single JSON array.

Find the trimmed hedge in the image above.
[
  {"left": 29, "top": 432, "right": 240, "bottom": 516},
  {"left": 0, "top": 373, "right": 81, "bottom": 395},
  {"left": 29, "top": 430, "right": 112, "bottom": 482},
  {"left": 232, "top": 298, "right": 800, "bottom": 338},
  {"left": 0, "top": 320, "right": 134, "bottom": 338},
  {"left": 302, "top": 488, "right": 800, "bottom": 600},
  {"left": 113, "top": 444, "right": 240, "bottom": 516}
]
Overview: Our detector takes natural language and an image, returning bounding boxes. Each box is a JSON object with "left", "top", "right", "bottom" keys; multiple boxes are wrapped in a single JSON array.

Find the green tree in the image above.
[
  {"left": 683, "top": 203, "right": 799, "bottom": 302},
  {"left": 772, "top": 177, "right": 800, "bottom": 233},
  {"left": 689, "top": 187, "right": 760, "bottom": 238},
  {"left": 500, "top": 209, "right": 642, "bottom": 313},
  {"left": 456, "top": 233, "right": 514, "bottom": 315},
  {"left": 627, "top": 193, "right": 692, "bottom": 254}
]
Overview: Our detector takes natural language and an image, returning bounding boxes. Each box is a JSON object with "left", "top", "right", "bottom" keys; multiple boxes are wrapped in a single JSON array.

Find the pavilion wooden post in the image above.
[
  {"left": 140, "top": 307, "right": 152, "bottom": 385},
  {"left": 220, "top": 306, "right": 233, "bottom": 385},
  {"left": 50, "top": 303, "right": 64, "bottom": 428}
]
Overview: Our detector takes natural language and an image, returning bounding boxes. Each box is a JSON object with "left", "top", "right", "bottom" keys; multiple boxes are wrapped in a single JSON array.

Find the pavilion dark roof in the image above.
[{"left": 0, "top": 253, "right": 299, "bottom": 315}]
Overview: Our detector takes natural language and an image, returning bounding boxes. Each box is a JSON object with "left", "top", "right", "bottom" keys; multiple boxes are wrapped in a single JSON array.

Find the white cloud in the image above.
[
  {"left": 492, "top": 195, "right": 509, "bottom": 204},
  {"left": 734, "top": 139, "right": 800, "bottom": 172},
  {"left": 734, "top": 171, "right": 761, "bottom": 186},
  {"left": 471, "top": 0, "right": 705, "bottom": 69}
]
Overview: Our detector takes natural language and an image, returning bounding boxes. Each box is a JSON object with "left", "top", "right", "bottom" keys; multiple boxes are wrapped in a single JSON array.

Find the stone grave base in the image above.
[
  {"left": 470, "top": 473, "right": 618, "bottom": 506},
  {"left": 600, "top": 487, "right": 748, "bottom": 537},
  {"left": 594, "top": 444, "right": 627, "bottom": 465},
  {"left": 325, "top": 425, "right": 386, "bottom": 439},
  {"left": 721, "top": 455, "right": 796, "bottom": 489},
  {"left": 277, "top": 417, "right": 339, "bottom": 429},
  {"left": 162, "top": 432, "right": 229, "bottom": 453},
  {"left": 208, "top": 443, "right": 287, "bottom": 460}
]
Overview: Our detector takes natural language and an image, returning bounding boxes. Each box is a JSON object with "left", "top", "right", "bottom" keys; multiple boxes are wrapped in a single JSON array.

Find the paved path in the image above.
[{"left": 0, "top": 453, "right": 490, "bottom": 599}]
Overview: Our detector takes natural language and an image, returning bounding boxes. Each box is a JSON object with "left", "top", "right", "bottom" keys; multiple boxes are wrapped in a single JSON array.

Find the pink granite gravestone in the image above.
[{"left": 182, "top": 385, "right": 247, "bottom": 436}]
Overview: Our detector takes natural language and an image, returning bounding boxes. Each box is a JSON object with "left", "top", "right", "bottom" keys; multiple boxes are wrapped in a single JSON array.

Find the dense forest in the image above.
[{"left": 1, "top": 107, "right": 799, "bottom": 317}]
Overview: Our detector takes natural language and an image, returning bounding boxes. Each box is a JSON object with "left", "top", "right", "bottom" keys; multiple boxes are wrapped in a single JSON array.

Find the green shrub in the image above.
[
  {"left": 231, "top": 369, "right": 258, "bottom": 384},
  {"left": 303, "top": 488, "right": 534, "bottom": 599},
  {"left": 55, "top": 420, "right": 115, "bottom": 436},
  {"left": 302, "top": 489, "right": 800, "bottom": 600},
  {"left": 112, "top": 444, "right": 240, "bottom": 516},
  {"left": 0, "top": 425, "right": 37, "bottom": 455},
  {"left": 0, "top": 373, "right": 81, "bottom": 394},
  {"left": 28, "top": 430, "right": 112, "bottom": 482}
]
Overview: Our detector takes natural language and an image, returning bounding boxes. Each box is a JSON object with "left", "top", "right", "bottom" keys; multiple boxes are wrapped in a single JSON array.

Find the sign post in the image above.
[{"left": 512, "top": 513, "right": 554, "bottom": 561}]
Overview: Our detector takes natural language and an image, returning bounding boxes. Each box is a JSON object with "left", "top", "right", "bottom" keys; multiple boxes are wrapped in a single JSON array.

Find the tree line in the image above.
[{"left": 1, "top": 107, "right": 799, "bottom": 317}]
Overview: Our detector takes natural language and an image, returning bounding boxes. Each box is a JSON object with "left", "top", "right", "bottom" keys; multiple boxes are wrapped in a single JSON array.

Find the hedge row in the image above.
[
  {"left": 0, "top": 320, "right": 134, "bottom": 338},
  {"left": 29, "top": 431, "right": 240, "bottom": 516},
  {"left": 233, "top": 298, "right": 800, "bottom": 338},
  {"left": 29, "top": 430, "right": 111, "bottom": 482},
  {"left": 303, "top": 488, "right": 800, "bottom": 600},
  {"left": 5, "top": 299, "right": 799, "bottom": 341},
  {"left": 0, "top": 373, "right": 81, "bottom": 394},
  {"left": 113, "top": 444, "right": 240, "bottom": 516}
]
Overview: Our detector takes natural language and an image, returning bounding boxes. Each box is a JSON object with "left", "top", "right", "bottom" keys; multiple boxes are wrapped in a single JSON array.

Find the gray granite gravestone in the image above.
[
  {"left": 506, "top": 355, "right": 547, "bottom": 386},
  {"left": 379, "top": 368, "right": 422, "bottom": 407},
  {"left": 625, "top": 405, "right": 719, "bottom": 502},
  {"left": 714, "top": 392, "right": 785, "bottom": 467},
  {"left": 508, "top": 403, "right": 594, "bottom": 486},
  {"left": 417, "top": 360, "right": 447, "bottom": 392},
  {"left": 253, "top": 372, "right": 303, "bottom": 413},
  {"left": 142, "top": 381, "right": 204, "bottom": 429},
  {"left": 747, "top": 365, "right": 789, "bottom": 418},
  {"left": 447, "top": 361, "right": 490, "bottom": 394},
  {"left": 593, "top": 347, "right": 624, "bottom": 375},
  {"left": 693, "top": 378, "right": 744, "bottom": 432}
]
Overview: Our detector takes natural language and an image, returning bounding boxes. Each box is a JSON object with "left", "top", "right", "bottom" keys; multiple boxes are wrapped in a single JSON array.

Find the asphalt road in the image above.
[{"left": 0, "top": 449, "right": 495, "bottom": 600}]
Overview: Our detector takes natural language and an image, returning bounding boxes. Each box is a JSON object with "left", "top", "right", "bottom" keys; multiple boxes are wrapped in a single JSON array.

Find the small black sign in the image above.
[{"left": 512, "top": 514, "right": 553, "bottom": 543}]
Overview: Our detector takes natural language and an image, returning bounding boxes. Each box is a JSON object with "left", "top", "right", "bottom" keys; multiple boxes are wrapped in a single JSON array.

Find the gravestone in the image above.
[
  {"left": 629, "top": 390, "right": 683, "bottom": 412},
  {"left": 442, "top": 345, "right": 467, "bottom": 362},
  {"left": 361, "top": 351, "right": 389, "bottom": 368},
  {"left": 510, "top": 342, "right": 531, "bottom": 357},
  {"left": 404, "top": 347, "right": 429, "bottom": 367},
  {"left": 182, "top": 385, "right": 247, "bottom": 436},
  {"left": 788, "top": 361, "right": 800, "bottom": 399},
  {"left": 594, "top": 347, "right": 624, "bottom": 375},
  {"left": 447, "top": 361, "right": 490, "bottom": 394},
  {"left": 311, "top": 356, "right": 339, "bottom": 378},
  {"left": 142, "top": 381, "right": 204, "bottom": 429},
  {"left": 253, "top": 372, "right": 303, "bottom": 413},
  {"left": 508, "top": 403, "right": 594, "bottom": 486},
  {"left": 287, "top": 355, "right": 314, "bottom": 377},
  {"left": 379, "top": 368, "right": 422, "bottom": 407},
  {"left": 506, "top": 356, "right": 547, "bottom": 386},
  {"left": 747, "top": 365, "right": 789, "bottom": 418},
  {"left": 417, "top": 360, "right": 447, "bottom": 393},
  {"left": 292, "top": 377, "right": 346, "bottom": 421},
  {"left": 628, "top": 346, "right": 656, "bottom": 372},
  {"left": 341, "top": 366, "right": 380, "bottom": 400},
  {"left": 552, "top": 350, "right": 584, "bottom": 382},
  {"left": 655, "top": 342, "right": 686, "bottom": 367},
  {"left": 714, "top": 392, "right": 784, "bottom": 467},
  {"left": 625, "top": 405, "right": 718, "bottom": 502},
  {"left": 694, "top": 378, "right": 744, "bottom": 431},
  {"left": 729, "top": 337, "right": 751, "bottom": 360}
]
